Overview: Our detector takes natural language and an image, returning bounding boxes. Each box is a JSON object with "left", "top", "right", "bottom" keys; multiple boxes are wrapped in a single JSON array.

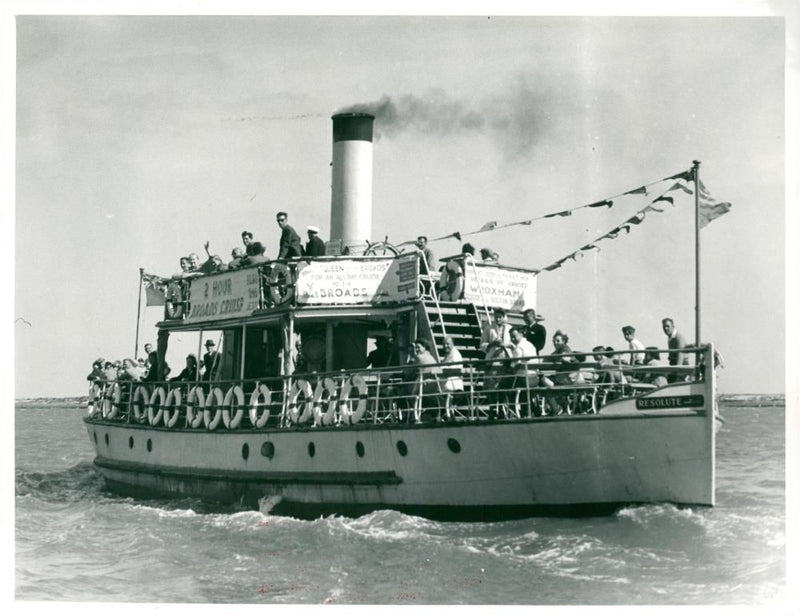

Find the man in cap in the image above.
[
  {"left": 522, "top": 308, "right": 547, "bottom": 355},
  {"left": 202, "top": 339, "right": 220, "bottom": 381},
  {"left": 305, "top": 225, "right": 326, "bottom": 257},
  {"left": 621, "top": 325, "right": 645, "bottom": 365},
  {"left": 276, "top": 211, "right": 304, "bottom": 259}
]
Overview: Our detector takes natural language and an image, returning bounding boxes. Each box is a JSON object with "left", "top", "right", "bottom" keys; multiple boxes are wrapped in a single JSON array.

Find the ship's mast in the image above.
[{"left": 693, "top": 160, "right": 701, "bottom": 346}]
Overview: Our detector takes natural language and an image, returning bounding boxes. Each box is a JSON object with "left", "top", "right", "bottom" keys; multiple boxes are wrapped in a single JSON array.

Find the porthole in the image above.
[
  {"left": 261, "top": 442, "right": 275, "bottom": 459},
  {"left": 447, "top": 438, "right": 461, "bottom": 454},
  {"left": 146, "top": 438, "right": 152, "bottom": 452},
  {"left": 104, "top": 433, "right": 109, "bottom": 446},
  {"left": 241, "top": 443, "right": 250, "bottom": 460},
  {"left": 396, "top": 440, "right": 408, "bottom": 456},
  {"left": 128, "top": 436, "right": 134, "bottom": 449},
  {"left": 308, "top": 442, "right": 316, "bottom": 458},
  {"left": 356, "top": 441, "right": 365, "bottom": 458}
]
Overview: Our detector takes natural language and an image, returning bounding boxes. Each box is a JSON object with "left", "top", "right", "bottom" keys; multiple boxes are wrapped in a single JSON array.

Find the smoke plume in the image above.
[{"left": 337, "top": 78, "right": 561, "bottom": 159}]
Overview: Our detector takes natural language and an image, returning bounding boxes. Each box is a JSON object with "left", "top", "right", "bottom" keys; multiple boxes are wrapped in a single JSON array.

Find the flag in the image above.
[
  {"left": 142, "top": 272, "right": 167, "bottom": 306},
  {"left": 697, "top": 179, "right": 732, "bottom": 228},
  {"left": 479, "top": 220, "right": 497, "bottom": 232}
]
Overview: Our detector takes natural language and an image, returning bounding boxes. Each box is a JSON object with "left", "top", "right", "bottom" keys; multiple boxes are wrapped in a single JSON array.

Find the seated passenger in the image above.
[
  {"left": 643, "top": 347, "right": 668, "bottom": 387},
  {"left": 241, "top": 230, "right": 259, "bottom": 256},
  {"left": 118, "top": 358, "right": 144, "bottom": 381},
  {"left": 228, "top": 247, "right": 246, "bottom": 269},
  {"left": 242, "top": 241, "right": 270, "bottom": 265},
  {"left": 480, "top": 248, "right": 499, "bottom": 262},
  {"left": 412, "top": 338, "right": 443, "bottom": 420},
  {"left": 480, "top": 308, "right": 512, "bottom": 356},
  {"left": 591, "top": 346, "right": 627, "bottom": 384},
  {"left": 102, "top": 361, "right": 118, "bottom": 382},
  {"left": 170, "top": 354, "right": 199, "bottom": 382},
  {"left": 188, "top": 253, "right": 201, "bottom": 271}
]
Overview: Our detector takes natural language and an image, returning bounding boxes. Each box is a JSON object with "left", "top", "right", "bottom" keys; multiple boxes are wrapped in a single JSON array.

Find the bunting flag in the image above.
[
  {"left": 142, "top": 272, "right": 167, "bottom": 306},
  {"left": 392, "top": 165, "right": 730, "bottom": 251}
]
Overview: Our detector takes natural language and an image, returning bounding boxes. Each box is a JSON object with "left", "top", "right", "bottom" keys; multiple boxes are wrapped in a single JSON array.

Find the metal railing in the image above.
[{"left": 86, "top": 346, "right": 710, "bottom": 430}]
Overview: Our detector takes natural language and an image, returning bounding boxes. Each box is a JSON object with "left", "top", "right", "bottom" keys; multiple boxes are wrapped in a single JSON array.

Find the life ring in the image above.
[
  {"left": 148, "top": 386, "right": 167, "bottom": 426},
  {"left": 312, "top": 377, "right": 338, "bottom": 426},
  {"left": 286, "top": 379, "right": 313, "bottom": 424},
  {"left": 340, "top": 374, "right": 369, "bottom": 425},
  {"left": 248, "top": 384, "right": 272, "bottom": 428},
  {"left": 132, "top": 385, "right": 150, "bottom": 423},
  {"left": 87, "top": 383, "right": 102, "bottom": 418},
  {"left": 203, "top": 387, "right": 225, "bottom": 431},
  {"left": 222, "top": 385, "right": 246, "bottom": 429},
  {"left": 267, "top": 262, "right": 295, "bottom": 305},
  {"left": 163, "top": 388, "right": 182, "bottom": 428},
  {"left": 105, "top": 382, "right": 123, "bottom": 420},
  {"left": 164, "top": 281, "right": 184, "bottom": 319},
  {"left": 186, "top": 386, "right": 206, "bottom": 428}
]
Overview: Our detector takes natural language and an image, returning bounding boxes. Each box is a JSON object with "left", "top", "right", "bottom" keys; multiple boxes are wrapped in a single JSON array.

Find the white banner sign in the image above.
[
  {"left": 295, "top": 255, "right": 418, "bottom": 304},
  {"left": 186, "top": 269, "right": 261, "bottom": 323},
  {"left": 463, "top": 264, "right": 537, "bottom": 311}
]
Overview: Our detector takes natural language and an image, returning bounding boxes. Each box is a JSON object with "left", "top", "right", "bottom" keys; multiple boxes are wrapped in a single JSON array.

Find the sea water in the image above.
[{"left": 15, "top": 401, "right": 785, "bottom": 605}]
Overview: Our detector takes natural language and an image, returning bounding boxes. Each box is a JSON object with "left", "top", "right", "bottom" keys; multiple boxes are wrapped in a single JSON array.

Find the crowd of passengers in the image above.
[
  {"left": 172, "top": 211, "right": 327, "bottom": 278},
  {"left": 87, "top": 340, "right": 222, "bottom": 385}
]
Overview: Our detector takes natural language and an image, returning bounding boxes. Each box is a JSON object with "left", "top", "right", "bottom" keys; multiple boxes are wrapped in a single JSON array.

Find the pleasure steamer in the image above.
[{"left": 83, "top": 113, "right": 719, "bottom": 521}]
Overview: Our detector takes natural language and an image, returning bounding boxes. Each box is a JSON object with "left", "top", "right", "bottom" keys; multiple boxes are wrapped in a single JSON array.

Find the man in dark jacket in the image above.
[
  {"left": 276, "top": 212, "right": 303, "bottom": 259},
  {"left": 522, "top": 308, "right": 547, "bottom": 355},
  {"left": 305, "top": 225, "right": 326, "bottom": 257}
]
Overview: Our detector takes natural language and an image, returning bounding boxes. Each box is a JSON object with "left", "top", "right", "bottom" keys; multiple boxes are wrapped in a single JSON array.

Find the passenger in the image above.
[
  {"left": 228, "top": 247, "right": 246, "bottom": 269},
  {"left": 415, "top": 235, "right": 435, "bottom": 274},
  {"left": 480, "top": 308, "right": 513, "bottom": 356},
  {"left": 137, "top": 357, "right": 147, "bottom": 370},
  {"left": 509, "top": 327, "right": 539, "bottom": 417},
  {"left": 292, "top": 340, "right": 308, "bottom": 374},
  {"left": 305, "top": 225, "right": 326, "bottom": 257},
  {"left": 142, "top": 351, "right": 166, "bottom": 382},
  {"left": 522, "top": 308, "right": 547, "bottom": 356},
  {"left": 86, "top": 358, "right": 106, "bottom": 382},
  {"left": 202, "top": 340, "right": 220, "bottom": 381},
  {"left": 188, "top": 253, "right": 201, "bottom": 272},
  {"left": 591, "top": 346, "right": 627, "bottom": 385},
  {"left": 176, "top": 256, "right": 191, "bottom": 277},
  {"left": 480, "top": 248, "right": 499, "bottom": 262},
  {"left": 242, "top": 242, "right": 270, "bottom": 265},
  {"left": 118, "top": 358, "right": 144, "bottom": 381},
  {"left": 170, "top": 354, "right": 199, "bottom": 382},
  {"left": 621, "top": 325, "right": 645, "bottom": 365},
  {"left": 100, "top": 361, "right": 117, "bottom": 382},
  {"left": 662, "top": 317, "right": 690, "bottom": 382},
  {"left": 412, "top": 338, "right": 443, "bottom": 421},
  {"left": 605, "top": 346, "right": 624, "bottom": 365},
  {"left": 643, "top": 347, "right": 669, "bottom": 387},
  {"left": 241, "top": 230, "right": 259, "bottom": 257},
  {"left": 545, "top": 331, "right": 580, "bottom": 414},
  {"left": 276, "top": 211, "right": 304, "bottom": 259},
  {"left": 442, "top": 336, "right": 464, "bottom": 392},
  {"left": 438, "top": 243, "right": 476, "bottom": 301},
  {"left": 366, "top": 337, "right": 392, "bottom": 369}
]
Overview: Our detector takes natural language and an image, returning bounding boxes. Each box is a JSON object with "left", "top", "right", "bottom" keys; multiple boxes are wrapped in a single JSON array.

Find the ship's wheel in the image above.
[{"left": 363, "top": 240, "right": 401, "bottom": 257}]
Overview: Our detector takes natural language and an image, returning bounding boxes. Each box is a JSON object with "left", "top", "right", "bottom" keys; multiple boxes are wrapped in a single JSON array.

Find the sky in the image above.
[{"left": 8, "top": 8, "right": 795, "bottom": 397}]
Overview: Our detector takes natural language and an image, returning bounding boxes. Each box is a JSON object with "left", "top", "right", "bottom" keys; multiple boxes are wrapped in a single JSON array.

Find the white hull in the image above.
[{"left": 86, "top": 382, "right": 716, "bottom": 520}]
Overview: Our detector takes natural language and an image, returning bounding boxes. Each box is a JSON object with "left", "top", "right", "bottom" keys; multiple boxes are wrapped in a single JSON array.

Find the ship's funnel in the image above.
[{"left": 330, "top": 113, "right": 374, "bottom": 255}]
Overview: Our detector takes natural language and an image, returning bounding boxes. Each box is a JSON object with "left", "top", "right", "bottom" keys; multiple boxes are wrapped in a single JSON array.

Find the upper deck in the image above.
[{"left": 158, "top": 252, "right": 540, "bottom": 331}]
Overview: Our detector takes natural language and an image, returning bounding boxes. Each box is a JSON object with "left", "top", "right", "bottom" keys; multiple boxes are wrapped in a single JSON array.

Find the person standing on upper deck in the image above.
[
  {"left": 415, "top": 236, "right": 435, "bottom": 273},
  {"left": 661, "top": 318, "right": 689, "bottom": 366},
  {"left": 522, "top": 308, "right": 547, "bottom": 355},
  {"left": 305, "top": 225, "right": 326, "bottom": 257},
  {"left": 241, "top": 231, "right": 258, "bottom": 257},
  {"left": 276, "top": 212, "right": 303, "bottom": 259},
  {"left": 621, "top": 325, "right": 646, "bottom": 365}
]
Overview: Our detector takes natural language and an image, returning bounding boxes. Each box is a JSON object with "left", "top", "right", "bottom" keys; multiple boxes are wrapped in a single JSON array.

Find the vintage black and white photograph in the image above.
[{"left": 9, "top": 1, "right": 795, "bottom": 609}]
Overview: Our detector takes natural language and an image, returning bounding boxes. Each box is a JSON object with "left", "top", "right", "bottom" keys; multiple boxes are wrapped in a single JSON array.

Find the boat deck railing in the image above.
[{"left": 86, "top": 346, "right": 712, "bottom": 429}]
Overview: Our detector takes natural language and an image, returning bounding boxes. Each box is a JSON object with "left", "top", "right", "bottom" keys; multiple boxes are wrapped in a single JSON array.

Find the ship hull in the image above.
[{"left": 85, "top": 384, "right": 716, "bottom": 520}]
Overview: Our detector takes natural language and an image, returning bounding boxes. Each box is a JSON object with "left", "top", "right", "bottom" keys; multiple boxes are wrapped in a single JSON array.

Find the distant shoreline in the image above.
[{"left": 13, "top": 394, "right": 787, "bottom": 408}]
